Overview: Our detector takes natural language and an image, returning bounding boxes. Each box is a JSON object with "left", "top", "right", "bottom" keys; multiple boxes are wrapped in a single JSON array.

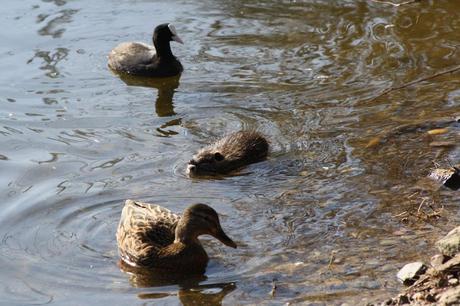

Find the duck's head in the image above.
[
  {"left": 175, "top": 204, "right": 237, "bottom": 249},
  {"left": 153, "top": 23, "right": 184, "bottom": 45}
]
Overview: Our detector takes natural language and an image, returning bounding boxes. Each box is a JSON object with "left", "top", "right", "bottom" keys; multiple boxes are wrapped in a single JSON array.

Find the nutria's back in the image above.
[{"left": 187, "top": 131, "right": 269, "bottom": 176}]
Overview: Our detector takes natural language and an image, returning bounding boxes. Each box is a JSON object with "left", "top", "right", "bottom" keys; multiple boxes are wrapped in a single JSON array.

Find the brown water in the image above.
[{"left": 1, "top": 0, "right": 460, "bottom": 305}]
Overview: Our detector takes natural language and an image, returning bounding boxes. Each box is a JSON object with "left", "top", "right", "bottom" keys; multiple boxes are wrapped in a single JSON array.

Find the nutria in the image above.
[
  {"left": 108, "top": 23, "right": 183, "bottom": 77},
  {"left": 187, "top": 131, "right": 269, "bottom": 176}
]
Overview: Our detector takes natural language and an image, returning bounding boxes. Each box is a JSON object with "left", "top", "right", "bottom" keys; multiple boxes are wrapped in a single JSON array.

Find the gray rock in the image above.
[
  {"left": 397, "top": 262, "right": 427, "bottom": 285},
  {"left": 428, "top": 168, "right": 460, "bottom": 190},
  {"left": 437, "top": 227, "right": 460, "bottom": 257},
  {"left": 431, "top": 254, "right": 448, "bottom": 268},
  {"left": 437, "top": 286, "right": 460, "bottom": 306}
]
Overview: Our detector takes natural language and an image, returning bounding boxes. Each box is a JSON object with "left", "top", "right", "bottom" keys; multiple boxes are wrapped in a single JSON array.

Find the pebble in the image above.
[
  {"left": 430, "top": 254, "right": 447, "bottom": 268},
  {"left": 448, "top": 278, "right": 459, "bottom": 286},
  {"left": 397, "top": 294, "right": 409, "bottom": 304},
  {"left": 412, "top": 292, "right": 424, "bottom": 301}
]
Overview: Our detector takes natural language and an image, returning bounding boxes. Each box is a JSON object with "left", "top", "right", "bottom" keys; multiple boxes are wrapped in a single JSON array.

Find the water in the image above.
[{"left": 1, "top": 0, "right": 460, "bottom": 304}]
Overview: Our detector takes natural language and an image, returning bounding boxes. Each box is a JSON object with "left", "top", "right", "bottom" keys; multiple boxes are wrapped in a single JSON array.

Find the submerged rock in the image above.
[
  {"left": 436, "top": 227, "right": 460, "bottom": 257},
  {"left": 397, "top": 262, "right": 427, "bottom": 285}
]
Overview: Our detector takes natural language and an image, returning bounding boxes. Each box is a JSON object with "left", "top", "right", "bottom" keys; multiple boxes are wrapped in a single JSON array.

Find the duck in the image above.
[
  {"left": 108, "top": 23, "right": 183, "bottom": 77},
  {"left": 116, "top": 200, "right": 237, "bottom": 274}
]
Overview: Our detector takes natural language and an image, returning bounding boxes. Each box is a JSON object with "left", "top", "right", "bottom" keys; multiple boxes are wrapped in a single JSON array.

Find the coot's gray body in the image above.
[{"left": 108, "top": 23, "right": 183, "bottom": 77}]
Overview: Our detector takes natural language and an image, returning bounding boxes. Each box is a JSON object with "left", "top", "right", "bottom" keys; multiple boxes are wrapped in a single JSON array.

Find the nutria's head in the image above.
[
  {"left": 187, "top": 150, "right": 229, "bottom": 176},
  {"left": 187, "top": 131, "right": 269, "bottom": 176}
]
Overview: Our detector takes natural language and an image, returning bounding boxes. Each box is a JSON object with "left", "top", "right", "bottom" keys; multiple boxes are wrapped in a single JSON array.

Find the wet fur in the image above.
[{"left": 189, "top": 131, "right": 269, "bottom": 175}]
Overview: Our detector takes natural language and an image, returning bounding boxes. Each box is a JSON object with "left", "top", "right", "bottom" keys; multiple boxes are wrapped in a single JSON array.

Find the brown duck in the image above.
[{"left": 116, "top": 200, "right": 237, "bottom": 274}]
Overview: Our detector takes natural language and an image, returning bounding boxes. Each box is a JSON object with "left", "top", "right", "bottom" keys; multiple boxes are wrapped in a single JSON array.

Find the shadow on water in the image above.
[{"left": 119, "top": 260, "right": 236, "bottom": 305}]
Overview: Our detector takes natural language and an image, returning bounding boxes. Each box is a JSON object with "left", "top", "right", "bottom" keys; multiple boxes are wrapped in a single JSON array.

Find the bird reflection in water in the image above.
[
  {"left": 113, "top": 73, "right": 181, "bottom": 136},
  {"left": 114, "top": 73, "right": 180, "bottom": 118},
  {"left": 119, "top": 260, "right": 236, "bottom": 306}
]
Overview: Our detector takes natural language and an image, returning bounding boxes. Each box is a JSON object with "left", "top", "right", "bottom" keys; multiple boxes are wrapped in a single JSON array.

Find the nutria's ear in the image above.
[{"left": 214, "top": 152, "right": 224, "bottom": 161}]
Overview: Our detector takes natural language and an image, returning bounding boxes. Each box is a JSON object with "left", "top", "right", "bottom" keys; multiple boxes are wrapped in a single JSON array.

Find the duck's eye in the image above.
[{"left": 214, "top": 152, "right": 224, "bottom": 162}]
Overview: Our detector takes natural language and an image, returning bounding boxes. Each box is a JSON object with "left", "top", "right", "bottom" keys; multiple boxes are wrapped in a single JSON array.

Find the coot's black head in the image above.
[{"left": 153, "top": 23, "right": 184, "bottom": 45}]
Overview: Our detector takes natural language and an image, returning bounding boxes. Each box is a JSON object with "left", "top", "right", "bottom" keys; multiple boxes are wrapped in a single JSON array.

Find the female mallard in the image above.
[
  {"left": 116, "top": 200, "right": 237, "bottom": 274},
  {"left": 108, "top": 23, "right": 183, "bottom": 77}
]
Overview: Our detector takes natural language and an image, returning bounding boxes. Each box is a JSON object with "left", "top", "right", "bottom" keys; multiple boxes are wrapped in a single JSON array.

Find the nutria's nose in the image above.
[
  {"left": 186, "top": 164, "right": 196, "bottom": 174},
  {"left": 188, "top": 159, "right": 197, "bottom": 165}
]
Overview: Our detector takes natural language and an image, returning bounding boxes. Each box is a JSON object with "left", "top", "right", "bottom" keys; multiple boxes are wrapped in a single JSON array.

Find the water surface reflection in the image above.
[{"left": 115, "top": 73, "right": 180, "bottom": 117}]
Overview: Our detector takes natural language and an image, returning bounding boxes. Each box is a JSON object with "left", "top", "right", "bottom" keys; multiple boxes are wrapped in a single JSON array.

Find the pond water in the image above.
[{"left": 1, "top": 0, "right": 460, "bottom": 305}]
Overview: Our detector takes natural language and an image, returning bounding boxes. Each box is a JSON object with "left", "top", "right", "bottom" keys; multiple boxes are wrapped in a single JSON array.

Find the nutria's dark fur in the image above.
[{"left": 187, "top": 131, "right": 269, "bottom": 176}]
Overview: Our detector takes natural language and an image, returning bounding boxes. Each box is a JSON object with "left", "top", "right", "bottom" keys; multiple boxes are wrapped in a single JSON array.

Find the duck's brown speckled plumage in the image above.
[{"left": 116, "top": 200, "right": 236, "bottom": 274}]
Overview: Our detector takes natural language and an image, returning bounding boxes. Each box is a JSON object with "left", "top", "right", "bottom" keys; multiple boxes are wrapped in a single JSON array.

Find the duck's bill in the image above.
[
  {"left": 215, "top": 229, "right": 237, "bottom": 249},
  {"left": 172, "top": 35, "right": 184, "bottom": 44}
]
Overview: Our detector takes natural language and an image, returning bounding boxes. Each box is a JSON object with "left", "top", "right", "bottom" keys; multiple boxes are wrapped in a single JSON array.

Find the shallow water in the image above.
[{"left": 1, "top": 0, "right": 460, "bottom": 305}]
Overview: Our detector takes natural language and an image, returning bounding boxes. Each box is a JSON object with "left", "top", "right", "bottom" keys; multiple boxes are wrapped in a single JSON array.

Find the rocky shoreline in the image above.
[{"left": 374, "top": 227, "right": 460, "bottom": 305}]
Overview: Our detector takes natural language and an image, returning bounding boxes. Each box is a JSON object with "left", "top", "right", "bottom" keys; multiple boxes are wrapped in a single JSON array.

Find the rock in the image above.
[
  {"left": 435, "top": 254, "right": 460, "bottom": 274},
  {"left": 412, "top": 292, "right": 424, "bottom": 302},
  {"left": 397, "top": 262, "right": 427, "bottom": 285},
  {"left": 397, "top": 294, "right": 410, "bottom": 304},
  {"left": 448, "top": 278, "right": 459, "bottom": 286},
  {"left": 437, "top": 227, "right": 460, "bottom": 257},
  {"left": 380, "top": 294, "right": 409, "bottom": 305},
  {"left": 437, "top": 286, "right": 460, "bottom": 306},
  {"left": 428, "top": 167, "right": 460, "bottom": 191},
  {"left": 431, "top": 254, "right": 448, "bottom": 268}
]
